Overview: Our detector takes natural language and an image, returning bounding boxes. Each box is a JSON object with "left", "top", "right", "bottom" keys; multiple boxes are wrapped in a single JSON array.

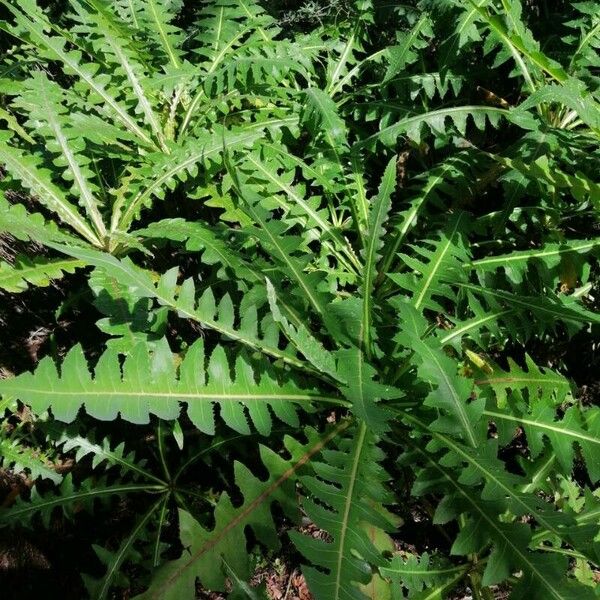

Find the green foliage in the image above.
[
  {"left": 290, "top": 423, "right": 395, "bottom": 600},
  {"left": 0, "top": 0, "right": 599, "bottom": 598},
  {"left": 0, "top": 337, "right": 322, "bottom": 434},
  {"left": 0, "top": 256, "right": 83, "bottom": 293}
]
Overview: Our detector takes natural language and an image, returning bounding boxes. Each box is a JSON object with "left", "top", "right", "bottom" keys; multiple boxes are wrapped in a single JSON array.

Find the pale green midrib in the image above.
[
  {"left": 213, "top": 6, "right": 224, "bottom": 52},
  {"left": 64, "top": 435, "right": 166, "bottom": 483},
  {"left": 118, "top": 132, "right": 260, "bottom": 230},
  {"left": 135, "top": 223, "right": 255, "bottom": 280},
  {"left": 1, "top": 484, "right": 162, "bottom": 519},
  {"left": 245, "top": 155, "right": 356, "bottom": 265},
  {"left": 238, "top": 0, "right": 269, "bottom": 42},
  {"left": 267, "top": 144, "right": 338, "bottom": 194},
  {"left": 436, "top": 431, "right": 564, "bottom": 537},
  {"left": 452, "top": 282, "right": 597, "bottom": 323},
  {"left": 380, "top": 564, "right": 467, "bottom": 577},
  {"left": 468, "top": 0, "right": 567, "bottom": 84},
  {"left": 426, "top": 344, "right": 477, "bottom": 448},
  {"left": 466, "top": 240, "right": 597, "bottom": 268},
  {"left": 307, "top": 88, "right": 341, "bottom": 145},
  {"left": 417, "top": 446, "right": 565, "bottom": 600},
  {"left": 419, "top": 570, "right": 469, "bottom": 600},
  {"left": 52, "top": 248, "right": 309, "bottom": 373},
  {"left": 151, "top": 422, "right": 349, "bottom": 598},
  {"left": 439, "top": 309, "right": 513, "bottom": 344},
  {"left": 521, "top": 453, "right": 555, "bottom": 493},
  {"left": 380, "top": 164, "right": 454, "bottom": 276},
  {"left": 0, "top": 151, "right": 100, "bottom": 245},
  {"left": 0, "top": 259, "right": 83, "bottom": 283},
  {"left": 497, "top": 0, "right": 536, "bottom": 93},
  {"left": 531, "top": 505, "right": 600, "bottom": 547},
  {"left": 350, "top": 156, "right": 369, "bottom": 235},
  {"left": 118, "top": 119, "right": 298, "bottom": 231},
  {"left": 475, "top": 376, "right": 566, "bottom": 386},
  {"left": 378, "top": 13, "right": 428, "bottom": 88},
  {"left": 111, "top": 42, "right": 164, "bottom": 144},
  {"left": 450, "top": 2, "right": 483, "bottom": 60},
  {"left": 575, "top": 506, "right": 600, "bottom": 525},
  {"left": 238, "top": 115, "right": 297, "bottom": 131},
  {"left": 327, "top": 29, "right": 355, "bottom": 94},
  {"left": 483, "top": 409, "right": 598, "bottom": 445},
  {"left": 363, "top": 169, "right": 394, "bottom": 350},
  {"left": 183, "top": 237, "right": 233, "bottom": 268},
  {"left": 46, "top": 97, "right": 107, "bottom": 239},
  {"left": 330, "top": 48, "right": 386, "bottom": 96},
  {"left": 413, "top": 214, "right": 463, "bottom": 310},
  {"left": 2, "top": 386, "right": 341, "bottom": 404},
  {"left": 360, "top": 106, "right": 508, "bottom": 146},
  {"left": 398, "top": 178, "right": 439, "bottom": 239},
  {"left": 333, "top": 421, "right": 367, "bottom": 600},
  {"left": 126, "top": 0, "right": 138, "bottom": 27},
  {"left": 148, "top": 0, "right": 179, "bottom": 68},
  {"left": 146, "top": 225, "right": 262, "bottom": 281},
  {"left": 209, "top": 29, "right": 247, "bottom": 73},
  {"left": 22, "top": 16, "right": 154, "bottom": 147},
  {"left": 245, "top": 204, "right": 326, "bottom": 317},
  {"left": 573, "top": 20, "right": 600, "bottom": 65},
  {"left": 98, "top": 499, "right": 162, "bottom": 599},
  {"left": 575, "top": 508, "right": 600, "bottom": 524},
  {"left": 178, "top": 24, "right": 245, "bottom": 133}
]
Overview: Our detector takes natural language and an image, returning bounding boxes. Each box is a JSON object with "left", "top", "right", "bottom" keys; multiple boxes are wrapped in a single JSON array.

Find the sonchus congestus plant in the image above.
[{"left": 0, "top": 0, "right": 599, "bottom": 598}]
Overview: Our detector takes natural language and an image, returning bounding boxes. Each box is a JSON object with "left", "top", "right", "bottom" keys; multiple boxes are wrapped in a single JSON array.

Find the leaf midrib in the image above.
[
  {"left": 3, "top": 386, "right": 341, "bottom": 404},
  {"left": 484, "top": 409, "right": 599, "bottom": 446},
  {"left": 149, "top": 422, "right": 349, "bottom": 599},
  {"left": 332, "top": 421, "right": 367, "bottom": 600},
  {"left": 414, "top": 445, "right": 565, "bottom": 600},
  {"left": 414, "top": 213, "right": 464, "bottom": 310}
]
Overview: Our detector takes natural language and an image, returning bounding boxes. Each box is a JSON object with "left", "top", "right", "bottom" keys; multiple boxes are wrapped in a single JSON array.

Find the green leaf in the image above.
[
  {"left": 396, "top": 304, "right": 483, "bottom": 447},
  {"left": 379, "top": 158, "right": 461, "bottom": 277},
  {"left": 0, "top": 132, "right": 100, "bottom": 245},
  {"left": 336, "top": 345, "right": 401, "bottom": 433},
  {"left": 0, "top": 474, "right": 159, "bottom": 527},
  {"left": 45, "top": 245, "right": 311, "bottom": 372},
  {"left": 85, "top": 499, "right": 163, "bottom": 600},
  {"left": 0, "top": 337, "right": 333, "bottom": 434},
  {"left": 0, "top": 435, "right": 61, "bottom": 484},
  {"left": 112, "top": 125, "right": 264, "bottom": 232},
  {"left": 134, "top": 217, "right": 258, "bottom": 283},
  {"left": 18, "top": 72, "right": 107, "bottom": 240},
  {"left": 138, "top": 426, "right": 346, "bottom": 598},
  {"left": 290, "top": 423, "right": 394, "bottom": 600},
  {"left": 266, "top": 279, "right": 341, "bottom": 382},
  {"left": 235, "top": 188, "right": 334, "bottom": 328},
  {"left": 466, "top": 238, "right": 600, "bottom": 283},
  {"left": 358, "top": 106, "right": 506, "bottom": 148},
  {"left": 516, "top": 80, "right": 600, "bottom": 132},
  {"left": 73, "top": 0, "right": 167, "bottom": 149},
  {"left": 362, "top": 157, "right": 396, "bottom": 353},
  {"left": 473, "top": 354, "right": 572, "bottom": 409},
  {"left": 411, "top": 443, "right": 595, "bottom": 598},
  {"left": 302, "top": 87, "right": 348, "bottom": 149},
  {"left": 48, "top": 426, "right": 162, "bottom": 482},
  {"left": 1, "top": 0, "right": 156, "bottom": 147},
  {"left": 0, "top": 256, "right": 83, "bottom": 292},
  {"left": 389, "top": 213, "right": 470, "bottom": 313},
  {"left": 380, "top": 553, "right": 468, "bottom": 598},
  {"left": 484, "top": 400, "right": 600, "bottom": 483},
  {"left": 239, "top": 151, "right": 358, "bottom": 268},
  {"left": 453, "top": 282, "right": 600, "bottom": 327}
]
